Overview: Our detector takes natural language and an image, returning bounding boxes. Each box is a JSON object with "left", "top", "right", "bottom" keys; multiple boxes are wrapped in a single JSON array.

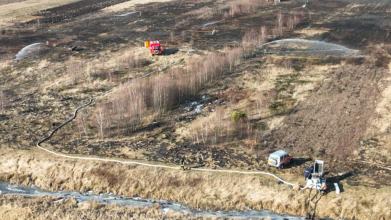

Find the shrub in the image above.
[{"left": 231, "top": 110, "right": 247, "bottom": 123}]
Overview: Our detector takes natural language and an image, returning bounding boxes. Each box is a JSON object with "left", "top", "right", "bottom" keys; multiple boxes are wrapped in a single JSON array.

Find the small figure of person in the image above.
[
  {"left": 304, "top": 164, "right": 314, "bottom": 180},
  {"left": 180, "top": 157, "right": 185, "bottom": 171}
]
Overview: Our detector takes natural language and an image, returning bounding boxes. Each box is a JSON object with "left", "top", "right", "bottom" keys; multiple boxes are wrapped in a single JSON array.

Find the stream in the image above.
[{"left": 0, "top": 182, "right": 309, "bottom": 220}]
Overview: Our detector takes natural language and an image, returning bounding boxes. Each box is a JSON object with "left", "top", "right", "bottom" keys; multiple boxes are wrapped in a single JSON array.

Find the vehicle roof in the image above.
[
  {"left": 269, "top": 150, "right": 290, "bottom": 157},
  {"left": 150, "top": 41, "right": 160, "bottom": 45}
]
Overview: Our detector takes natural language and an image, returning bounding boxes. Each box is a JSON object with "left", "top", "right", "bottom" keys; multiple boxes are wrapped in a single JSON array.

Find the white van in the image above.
[{"left": 268, "top": 150, "right": 292, "bottom": 169}]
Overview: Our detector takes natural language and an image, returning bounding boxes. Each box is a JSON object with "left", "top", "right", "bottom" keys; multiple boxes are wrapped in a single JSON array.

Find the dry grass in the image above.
[
  {"left": 0, "top": 150, "right": 390, "bottom": 219},
  {"left": 101, "top": 0, "right": 172, "bottom": 13},
  {"left": 294, "top": 28, "right": 330, "bottom": 38},
  {"left": 223, "top": 0, "right": 267, "bottom": 19},
  {"left": 183, "top": 6, "right": 214, "bottom": 19},
  {"left": 372, "top": 76, "right": 391, "bottom": 133},
  {"left": 0, "top": 0, "right": 25, "bottom": 6},
  {"left": 0, "top": 0, "right": 80, "bottom": 28},
  {"left": 175, "top": 60, "right": 333, "bottom": 149}
]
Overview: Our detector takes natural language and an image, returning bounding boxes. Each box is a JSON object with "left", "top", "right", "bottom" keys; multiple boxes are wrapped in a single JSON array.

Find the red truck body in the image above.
[{"left": 148, "top": 41, "right": 164, "bottom": 55}]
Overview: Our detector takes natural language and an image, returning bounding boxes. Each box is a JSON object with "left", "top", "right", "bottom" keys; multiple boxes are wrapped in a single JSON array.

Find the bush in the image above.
[{"left": 231, "top": 110, "right": 247, "bottom": 123}]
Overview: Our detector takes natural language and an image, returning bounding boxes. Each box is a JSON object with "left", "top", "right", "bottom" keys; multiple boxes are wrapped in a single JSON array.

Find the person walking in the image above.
[{"left": 180, "top": 157, "right": 185, "bottom": 171}]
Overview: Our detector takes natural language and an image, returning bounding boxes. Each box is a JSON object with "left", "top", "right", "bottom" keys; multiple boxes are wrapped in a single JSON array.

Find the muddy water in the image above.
[{"left": 0, "top": 182, "right": 307, "bottom": 220}]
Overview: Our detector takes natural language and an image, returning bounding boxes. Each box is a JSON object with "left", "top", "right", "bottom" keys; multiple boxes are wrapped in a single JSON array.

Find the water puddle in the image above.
[
  {"left": 183, "top": 95, "right": 219, "bottom": 115},
  {"left": 0, "top": 182, "right": 307, "bottom": 219}
]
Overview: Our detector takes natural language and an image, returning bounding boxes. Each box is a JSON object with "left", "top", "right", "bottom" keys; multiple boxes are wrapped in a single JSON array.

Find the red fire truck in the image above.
[{"left": 144, "top": 40, "right": 164, "bottom": 55}]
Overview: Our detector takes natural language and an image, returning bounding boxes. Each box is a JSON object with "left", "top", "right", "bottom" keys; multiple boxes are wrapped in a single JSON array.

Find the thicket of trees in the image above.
[
  {"left": 85, "top": 10, "right": 305, "bottom": 142},
  {"left": 95, "top": 47, "right": 244, "bottom": 136},
  {"left": 89, "top": 28, "right": 269, "bottom": 137}
]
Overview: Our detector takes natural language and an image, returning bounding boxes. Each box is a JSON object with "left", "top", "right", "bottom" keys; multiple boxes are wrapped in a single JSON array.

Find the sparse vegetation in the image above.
[{"left": 1, "top": 0, "right": 391, "bottom": 219}]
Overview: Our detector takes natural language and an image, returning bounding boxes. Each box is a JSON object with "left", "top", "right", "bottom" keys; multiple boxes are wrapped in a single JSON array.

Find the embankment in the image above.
[{"left": 0, "top": 150, "right": 390, "bottom": 219}]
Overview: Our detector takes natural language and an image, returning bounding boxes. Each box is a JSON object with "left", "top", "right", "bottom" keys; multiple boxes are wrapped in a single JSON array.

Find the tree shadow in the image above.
[
  {"left": 248, "top": 108, "right": 299, "bottom": 124},
  {"left": 163, "top": 48, "right": 179, "bottom": 55},
  {"left": 190, "top": 164, "right": 205, "bottom": 169},
  {"left": 304, "top": 187, "right": 325, "bottom": 220},
  {"left": 68, "top": 46, "right": 84, "bottom": 52},
  {"left": 288, "top": 157, "right": 312, "bottom": 168}
]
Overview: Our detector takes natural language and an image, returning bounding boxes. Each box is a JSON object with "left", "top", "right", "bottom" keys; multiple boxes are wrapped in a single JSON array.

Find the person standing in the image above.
[{"left": 304, "top": 164, "right": 314, "bottom": 180}]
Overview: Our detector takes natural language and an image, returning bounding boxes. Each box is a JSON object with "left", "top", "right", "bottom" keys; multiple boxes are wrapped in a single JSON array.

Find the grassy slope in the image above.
[{"left": 0, "top": 150, "right": 390, "bottom": 219}]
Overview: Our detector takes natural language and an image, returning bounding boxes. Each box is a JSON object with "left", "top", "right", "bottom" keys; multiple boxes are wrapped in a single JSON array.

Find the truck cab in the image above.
[{"left": 146, "top": 41, "right": 164, "bottom": 55}]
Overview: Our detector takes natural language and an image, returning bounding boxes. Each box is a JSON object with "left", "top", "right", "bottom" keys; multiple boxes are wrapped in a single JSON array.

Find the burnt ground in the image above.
[{"left": 1, "top": 0, "right": 391, "bottom": 190}]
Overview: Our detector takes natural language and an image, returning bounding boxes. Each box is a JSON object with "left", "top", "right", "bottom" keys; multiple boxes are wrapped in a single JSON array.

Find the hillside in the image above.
[{"left": 1, "top": 0, "right": 391, "bottom": 219}]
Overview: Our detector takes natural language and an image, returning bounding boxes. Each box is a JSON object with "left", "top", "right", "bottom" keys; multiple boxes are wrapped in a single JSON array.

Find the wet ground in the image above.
[{"left": 0, "top": 181, "right": 310, "bottom": 220}]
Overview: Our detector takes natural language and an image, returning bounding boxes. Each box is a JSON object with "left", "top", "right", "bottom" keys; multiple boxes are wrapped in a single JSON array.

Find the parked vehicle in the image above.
[
  {"left": 144, "top": 40, "right": 164, "bottom": 55},
  {"left": 268, "top": 150, "right": 292, "bottom": 169}
]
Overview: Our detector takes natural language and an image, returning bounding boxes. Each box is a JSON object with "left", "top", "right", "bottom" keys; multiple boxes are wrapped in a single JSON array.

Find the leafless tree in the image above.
[
  {"left": 67, "top": 57, "right": 81, "bottom": 85},
  {"left": 77, "top": 110, "right": 88, "bottom": 136},
  {"left": 170, "top": 31, "right": 175, "bottom": 43},
  {"left": 283, "top": 59, "right": 293, "bottom": 69},
  {"left": 277, "top": 12, "right": 283, "bottom": 37},
  {"left": 95, "top": 107, "right": 108, "bottom": 138},
  {"left": 256, "top": 98, "right": 262, "bottom": 119},
  {"left": 181, "top": 31, "right": 186, "bottom": 41},
  {"left": 287, "top": 16, "right": 294, "bottom": 29},
  {"left": 260, "top": 26, "right": 267, "bottom": 45},
  {"left": 200, "top": 122, "right": 208, "bottom": 144},
  {"left": 0, "top": 90, "right": 4, "bottom": 114}
]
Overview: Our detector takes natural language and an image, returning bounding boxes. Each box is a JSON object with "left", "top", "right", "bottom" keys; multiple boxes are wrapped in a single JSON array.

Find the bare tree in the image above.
[
  {"left": 0, "top": 90, "right": 4, "bottom": 114},
  {"left": 77, "top": 110, "right": 88, "bottom": 136},
  {"left": 95, "top": 107, "right": 108, "bottom": 138},
  {"left": 277, "top": 12, "right": 283, "bottom": 37},
  {"left": 170, "top": 31, "right": 175, "bottom": 43},
  {"left": 260, "top": 26, "right": 267, "bottom": 45},
  {"left": 200, "top": 122, "right": 208, "bottom": 144},
  {"left": 256, "top": 98, "right": 262, "bottom": 119},
  {"left": 283, "top": 59, "right": 293, "bottom": 69},
  {"left": 107, "top": 69, "right": 113, "bottom": 82},
  {"left": 181, "top": 31, "right": 186, "bottom": 41},
  {"left": 287, "top": 16, "right": 294, "bottom": 29},
  {"left": 67, "top": 57, "right": 81, "bottom": 85}
]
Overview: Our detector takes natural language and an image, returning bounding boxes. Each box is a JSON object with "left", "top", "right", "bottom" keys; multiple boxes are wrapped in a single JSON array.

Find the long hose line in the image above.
[{"left": 36, "top": 49, "right": 297, "bottom": 187}]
